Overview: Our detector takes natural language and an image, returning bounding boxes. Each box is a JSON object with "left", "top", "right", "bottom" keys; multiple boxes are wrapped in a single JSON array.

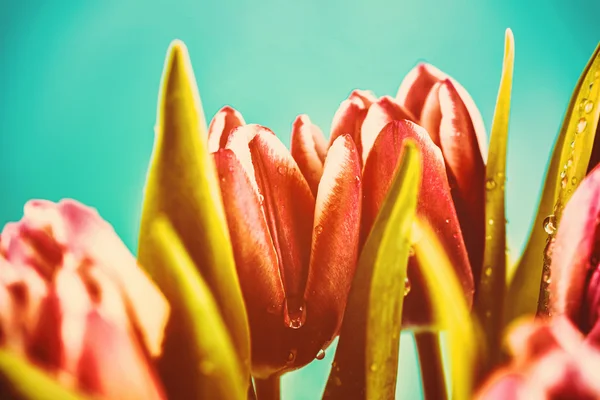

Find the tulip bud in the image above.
[
  {"left": 550, "top": 163, "right": 600, "bottom": 346},
  {"left": 212, "top": 121, "right": 361, "bottom": 378},
  {"left": 0, "top": 199, "right": 169, "bottom": 399}
]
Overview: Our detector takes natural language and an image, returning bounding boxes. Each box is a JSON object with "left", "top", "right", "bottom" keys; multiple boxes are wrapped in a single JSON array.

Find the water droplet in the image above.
[
  {"left": 560, "top": 170, "right": 567, "bottom": 179},
  {"left": 220, "top": 176, "right": 226, "bottom": 182},
  {"left": 283, "top": 297, "right": 306, "bottom": 329},
  {"left": 571, "top": 176, "right": 578, "bottom": 185},
  {"left": 485, "top": 179, "right": 497, "bottom": 190},
  {"left": 277, "top": 166, "right": 287, "bottom": 175},
  {"left": 485, "top": 267, "right": 492, "bottom": 277},
  {"left": 542, "top": 270, "right": 551, "bottom": 284},
  {"left": 258, "top": 194, "right": 265, "bottom": 204},
  {"left": 287, "top": 349, "right": 297, "bottom": 363},
  {"left": 370, "top": 363, "right": 379, "bottom": 372},
  {"left": 315, "top": 349, "right": 325, "bottom": 360},
  {"left": 355, "top": 175, "right": 361, "bottom": 184},
  {"left": 577, "top": 118, "right": 587, "bottom": 133},
  {"left": 584, "top": 100, "right": 594, "bottom": 113},
  {"left": 561, "top": 176, "right": 568, "bottom": 189},
  {"left": 570, "top": 140, "right": 576, "bottom": 149},
  {"left": 488, "top": 219, "right": 494, "bottom": 226},
  {"left": 445, "top": 218, "right": 450, "bottom": 224},
  {"left": 543, "top": 215, "right": 557, "bottom": 235},
  {"left": 404, "top": 277, "right": 411, "bottom": 296},
  {"left": 567, "top": 158, "right": 573, "bottom": 168},
  {"left": 315, "top": 225, "right": 323, "bottom": 235}
]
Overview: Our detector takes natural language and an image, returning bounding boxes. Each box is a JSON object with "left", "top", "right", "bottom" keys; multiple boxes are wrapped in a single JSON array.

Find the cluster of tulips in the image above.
[{"left": 1, "top": 29, "right": 599, "bottom": 400}]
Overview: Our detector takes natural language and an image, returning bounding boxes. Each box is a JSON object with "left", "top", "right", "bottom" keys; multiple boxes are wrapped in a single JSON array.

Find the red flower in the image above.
[{"left": 0, "top": 199, "right": 169, "bottom": 399}]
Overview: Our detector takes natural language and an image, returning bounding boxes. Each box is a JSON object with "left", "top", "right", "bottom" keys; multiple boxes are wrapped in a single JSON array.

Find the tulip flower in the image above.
[
  {"left": 210, "top": 120, "right": 362, "bottom": 378},
  {"left": 550, "top": 163, "right": 600, "bottom": 346},
  {"left": 475, "top": 317, "right": 600, "bottom": 399},
  {"left": 292, "top": 64, "right": 484, "bottom": 326},
  {"left": 0, "top": 199, "right": 169, "bottom": 399}
]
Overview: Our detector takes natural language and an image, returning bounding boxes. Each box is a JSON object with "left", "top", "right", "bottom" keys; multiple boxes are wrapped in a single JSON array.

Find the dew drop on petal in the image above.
[
  {"left": 577, "top": 118, "right": 587, "bottom": 134},
  {"left": 287, "top": 349, "right": 297, "bottom": 363},
  {"left": 488, "top": 219, "right": 494, "bottom": 226},
  {"left": 542, "top": 270, "right": 551, "bottom": 284},
  {"left": 570, "top": 140, "right": 576, "bottom": 149},
  {"left": 315, "top": 225, "right": 324, "bottom": 235},
  {"left": 561, "top": 176, "right": 568, "bottom": 189},
  {"left": 370, "top": 363, "right": 378, "bottom": 372},
  {"left": 485, "top": 179, "right": 497, "bottom": 191},
  {"left": 283, "top": 297, "right": 306, "bottom": 329},
  {"left": 404, "top": 277, "right": 411, "bottom": 296},
  {"left": 355, "top": 175, "right": 361, "bottom": 184},
  {"left": 485, "top": 267, "right": 492, "bottom": 277},
  {"left": 316, "top": 349, "right": 325, "bottom": 360},
  {"left": 258, "top": 194, "right": 265, "bottom": 204},
  {"left": 277, "top": 166, "right": 287, "bottom": 175},
  {"left": 571, "top": 176, "right": 578, "bottom": 185},
  {"left": 543, "top": 215, "right": 557, "bottom": 235},
  {"left": 444, "top": 218, "right": 450, "bottom": 224},
  {"left": 584, "top": 100, "right": 594, "bottom": 113}
]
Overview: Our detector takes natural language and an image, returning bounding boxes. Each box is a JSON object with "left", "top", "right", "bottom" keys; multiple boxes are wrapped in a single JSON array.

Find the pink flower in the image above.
[
  {"left": 550, "top": 163, "right": 600, "bottom": 346},
  {"left": 0, "top": 199, "right": 169, "bottom": 399},
  {"left": 476, "top": 317, "right": 600, "bottom": 399}
]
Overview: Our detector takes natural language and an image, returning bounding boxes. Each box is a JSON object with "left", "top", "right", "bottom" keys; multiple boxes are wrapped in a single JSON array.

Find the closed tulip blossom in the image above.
[
  {"left": 550, "top": 163, "right": 600, "bottom": 346},
  {"left": 475, "top": 317, "right": 600, "bottom": 399},
  {"left": 0, "top": 199, "right": 169, "bottom": 399},
  {"left": 210, "top": 120, "right": 362, "bottom": 378}
]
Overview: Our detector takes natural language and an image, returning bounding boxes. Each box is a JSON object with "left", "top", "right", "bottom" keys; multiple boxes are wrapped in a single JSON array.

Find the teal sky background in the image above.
[{"left": 1, "top": 1, "right": 599, "bottom": 399}]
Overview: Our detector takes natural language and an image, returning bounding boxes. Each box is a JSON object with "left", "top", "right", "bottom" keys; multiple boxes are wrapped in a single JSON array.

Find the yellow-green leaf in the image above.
[
  {"left": 138, "top": 39, "right": 250, "bottom": 378},
  {"left": 0, "top": 349, "right": 88, "bottom": 400},
  {"left": 149, "top": 217, "right": 246, "bottom": 400},
  {"left": 413, "top": 221, "right": 479, "bottom": 400},
  {"left": 474, "top": 28, "right": 514, "bottom": 368},
  {"left": 506, "top": 42, "right": 600, "bottom": 323},
  {"left": 323, "top": 140, "right": 421, "bottom": 400}
]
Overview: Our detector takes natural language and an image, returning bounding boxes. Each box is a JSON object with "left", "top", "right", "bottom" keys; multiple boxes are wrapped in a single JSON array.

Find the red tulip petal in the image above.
[
  {"left": 329, "top": 96, "right": 370, "bottom": 163},
  {"left": 207, "top": 106, "right": 246, "bottom": 153},
  {"left": 397, "top": 63, "right": 488, "bottom": 160},
  {"left": 550, "top": 164, "right": 600, "bottom": 333},
  {"left": 77, "top": 312, "right": 165, "bottom": 399},
  {"left": 213, "top": 148, "right": 288, "bottom": 377},
  {"left": 362, "top": 120, "right": 473, "bottom": 327},
  {"left": 290, "top": 115, "right": 327, "bottom": 195},
  {"left": 299, "top": 134, "right": 362, "bottom": 365},
  {"left": 360, "top": 96, "right": 415, "bottom": 165},
  {"left": 437, "top": 80, "right": 486, "bottom": 283},
  {"left": 419, "top": 82, "right": 443, "bottom": 146}
]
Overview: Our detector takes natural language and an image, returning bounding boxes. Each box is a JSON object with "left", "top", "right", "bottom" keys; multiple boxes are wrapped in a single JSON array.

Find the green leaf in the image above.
[
  {"left": 149, "top": 217, "right": 246, "bottom": 400},
  {"left": 0, "top": 349, "right": 88, "bottom": 400},
  {"left": 506, "top": 42, "right": 600, "bottom": 323},
  {"left": 474, "top": 28, "right": 514, "bottom": 368},
  {"left": 323, "top": 140, "right": 421, "bottom": 400},
  {"left": 413, "top": 221, "right": 479, "bottom": 400},
  {"left": 138, "top": 40, "right": 250, "bottom": 379}
]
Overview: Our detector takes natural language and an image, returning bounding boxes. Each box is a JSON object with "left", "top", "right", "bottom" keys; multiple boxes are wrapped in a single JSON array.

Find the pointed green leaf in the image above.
[
  {"left": 0, "top": 349, "right": 89, "bottom": 400},
  {"left": 506, "top": 42, "right": 600, "bottom": 322},
  {"left": 323, "top": 141, "right": 421, "bottom": 399},
  {"left": 413, "top": 221, "right": 479, "bottom": 400},
  {"left": 474, "top": 29, "right": 514, "bottom": 368},
  {"left": 138, "top": 40, "right": 250, "bottom": 378},
  {"left": 149, "top": 217, "right": 246, "bottom": 400}
]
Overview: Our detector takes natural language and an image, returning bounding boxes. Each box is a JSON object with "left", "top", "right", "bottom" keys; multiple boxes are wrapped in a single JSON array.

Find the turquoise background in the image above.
[{"left": 1, "top": 1, "right": 599, "bottom": 398}]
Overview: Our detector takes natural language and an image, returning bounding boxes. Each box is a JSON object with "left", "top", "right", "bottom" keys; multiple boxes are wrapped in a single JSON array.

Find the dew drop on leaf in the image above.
[
  {"left": 404, "top": 277, "right": 411, "bottom": 296},
  {"left": 543, "top": 215, "right": 557, "bottom": 235}
]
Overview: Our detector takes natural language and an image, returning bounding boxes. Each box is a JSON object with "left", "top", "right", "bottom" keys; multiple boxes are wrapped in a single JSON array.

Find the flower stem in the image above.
[
  {"left": 415, "top": 332, "right": 448, "bottom": 400},
  {"left": 255, "top": 375, "right": 281, "bottom": 400}
]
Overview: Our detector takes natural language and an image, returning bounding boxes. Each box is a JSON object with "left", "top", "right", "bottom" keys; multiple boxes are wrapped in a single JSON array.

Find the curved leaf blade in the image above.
[
  {"left": 323, "top": 140, "right": 421, "bottom": 399},
  {"left": 506, "top": 42, "right": 600, "bottom": 322},
  {"left": 0, "top": 350, "right": 88, "bottom": 400},
  {"left": 413, "top": 221, "right": 479, "bottom": 400},
  {"left": 138, "top": 40, "right": 250, "bottom": 377},
  {"left": 149, "top": 217, "right": 246, "bottom": 400},
  {"left": 474, "top": 28, "right": 514, "bottom": 368}
]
